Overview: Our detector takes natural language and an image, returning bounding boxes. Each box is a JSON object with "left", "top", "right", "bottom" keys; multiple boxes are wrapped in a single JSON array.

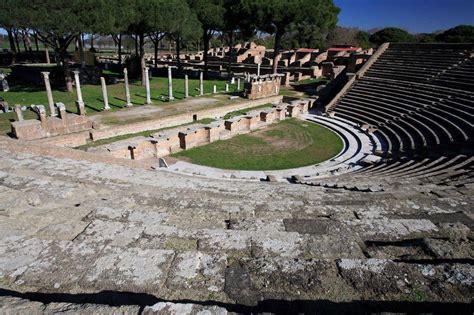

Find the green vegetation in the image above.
[
  {"left": 172, "top": 118, "right": 343, "bottom": 170},
  {"left": 292, "top": 77, "right": 328, "bottom": 86},
  {"left": 435, "top": 25, "right": 474, "bottom": 43},
  {"left": 369, "top": 27, "right": 415, "bottom": 45},
  {"left": 223, "top": 104, "right": 272, "bottom": 119}
]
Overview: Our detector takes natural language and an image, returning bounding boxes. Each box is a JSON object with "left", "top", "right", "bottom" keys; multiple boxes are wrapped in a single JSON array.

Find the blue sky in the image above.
[
  {"left": 334, "top": 0, "right": 474, "bottom": 33},
  {"left": 0, "top": 1, "right": 473, "bottom": 35}
]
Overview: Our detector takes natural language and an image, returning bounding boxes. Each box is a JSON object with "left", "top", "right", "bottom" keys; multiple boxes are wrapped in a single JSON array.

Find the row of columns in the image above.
[{"left": 39, "top": 67, "right": 243, "bottom": 117}]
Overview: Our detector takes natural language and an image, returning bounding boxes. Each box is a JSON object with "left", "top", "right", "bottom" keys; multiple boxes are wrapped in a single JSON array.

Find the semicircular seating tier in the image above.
[{"left": 321, "top": 43, "right": 473, "bottom": 188}]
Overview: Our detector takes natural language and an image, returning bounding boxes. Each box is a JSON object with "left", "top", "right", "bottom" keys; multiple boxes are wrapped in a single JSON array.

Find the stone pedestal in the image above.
[
  {"left": 100, "top": 77, "right": 110, "bottom": 110},
  {"left": 167, "top": 66, "right": 174, "bottom": 101},
  {"left": 144, "top": 67, "right": 152, "bottom": 104},
  {"left": 14, "top": 105, "right": 23, "bottom": 121},
  {"left": 184, "top": 74, "right": 189, "bottom": 98},
  {"left": 56, "top": 102, "right": 67, "bottom": 126},
  {"left": 123, "top": 68, "right": 132, "bottom": 107},
  {"left": 33, "top": 105, "right": 48, "bottom": 129},
  {"left": 41, "top": 72, "right": 55, "bottom": 116}
]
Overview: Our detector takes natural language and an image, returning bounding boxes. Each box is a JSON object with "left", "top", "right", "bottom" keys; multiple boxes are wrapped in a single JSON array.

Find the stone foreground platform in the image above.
[{"left": 0, "top": 137, "right": 472, "bottom": 313}]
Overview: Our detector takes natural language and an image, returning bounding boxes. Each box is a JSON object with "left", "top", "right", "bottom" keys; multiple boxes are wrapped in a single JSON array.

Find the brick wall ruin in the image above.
[{"left": 244, "top": 74, "right": 283, "bottom": 100}]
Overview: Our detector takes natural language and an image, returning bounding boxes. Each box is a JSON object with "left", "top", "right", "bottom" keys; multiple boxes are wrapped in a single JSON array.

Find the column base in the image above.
[{"left": 75, "top": 100, "right": 85, "bottom": 116}]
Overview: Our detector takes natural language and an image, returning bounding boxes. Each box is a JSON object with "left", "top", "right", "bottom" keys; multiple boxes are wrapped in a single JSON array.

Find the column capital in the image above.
[{"left": 41, "top": 71, "right": 50, "bottom": 77}]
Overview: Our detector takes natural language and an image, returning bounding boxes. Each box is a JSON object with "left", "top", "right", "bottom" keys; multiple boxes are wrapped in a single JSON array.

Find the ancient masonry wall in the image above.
[
  {"left": 89, "top": 99, "right": 312, "bottom": 161},
  {"left": 34, "top": 95, "right": 284, "bottom": 148}
]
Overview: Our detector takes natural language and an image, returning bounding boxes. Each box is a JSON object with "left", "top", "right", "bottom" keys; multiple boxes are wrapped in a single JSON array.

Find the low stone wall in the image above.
[
  {"left": 89, "top": 99, "right": 310, "bottom": 161},
  {"left": 12, "top": 111, "right": 92, "bottom": 141}
]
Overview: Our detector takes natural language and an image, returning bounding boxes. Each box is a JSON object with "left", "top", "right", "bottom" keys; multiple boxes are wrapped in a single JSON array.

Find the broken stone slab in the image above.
[
  {"left": 143, "top": 302, "right": 227, "bottom": 315},
  {"left": 266, "top": 175, "right": 278, "bottom": 182}
]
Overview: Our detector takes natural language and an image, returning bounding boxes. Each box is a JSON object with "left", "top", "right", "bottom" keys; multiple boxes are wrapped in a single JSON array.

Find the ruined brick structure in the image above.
[
  {"left": 11, "top": 102, "right": 92, "bottom": 140},
  {"left": 244, "top": 74, "right": 284, "bottom": 100}
]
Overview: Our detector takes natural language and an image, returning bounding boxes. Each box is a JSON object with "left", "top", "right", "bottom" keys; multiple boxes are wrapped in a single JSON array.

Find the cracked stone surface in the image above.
[{"left": 0, "top": 137, "right": 472, "bottom": 312}]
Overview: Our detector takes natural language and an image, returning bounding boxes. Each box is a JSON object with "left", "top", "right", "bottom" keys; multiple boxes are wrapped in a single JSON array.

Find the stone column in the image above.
[
  {"left": 199, "top": 71, "right": 204, "bottom": 96},
  {"left": 14, "top": 105, "right": 23, "bottom": 121},
  {"left": 41, "top": 72, "right": 55, "bottom": 116},
  {"left": 73, "top": 71, "right": 84, "bottom": 109},
  {"left": 100, "top": 77, "right": 110, "bottom": 110},
  {"left": 123, "top": 68, "right": 132, "bottom": 107},
  {"left": 257, "top": 63, "right": 261, "bottom": 77},
  {"left": 45, "top": 48, "right": 50, "bottom": 64},
  {"left": 213, "top": 85, "right": 217, "bottom": 94},
  {"left": 237, "top": 78, "right": 241, "bottom": 91},
  {"left": 184, "top": 74, "right": 189, "bottom": 98},
  {"left": 144, "top": 67, "right": 152, "bottom": 104},
  {"left": 167, "top": 66, "right": 174, "bottom": 101},
  {"left": 225, "top": 83, "right": 229, "bottom": 92},
  {"left": 284, "top": 72, "right": 291, "bottom": 87}
]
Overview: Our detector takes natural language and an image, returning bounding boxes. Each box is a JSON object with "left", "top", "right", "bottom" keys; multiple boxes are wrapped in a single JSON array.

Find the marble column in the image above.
[
  {"left": 184, "top": 74, "right": 189, "bottom": 98},
  {"left": 225, "top": 83, "right": 229, "bottom": 92},
  {"left": 144, "top": 67, "right": 152, "bottom": 104},
  {"left": 14, "top": 105, "right": 23, "bottom": 121},
  {"left": 41, "top": 72, "right": 55, "bottom": 116},
  {"left": 123, "top": 68, "right": 132, "bottom": 107},
  {"left": 237, "top": 78, "right": 241, "bottom": 91},
  {"left": 73, "top": 71, "right": 84, "bottom": 109},
  {"left": 213, "top": 85, "right": 217, "bottom": 94},
  {"left": 100, "top": 77, "right": 110, "bottom": 110},
  {"left": 199, "top": 71, "right": 204, "bottom": 96},
  {"left": 257, "top": 63, "right": 261, "bottom": 77},
  {"left": 167, "top": 66, "right": 174, "bottom": 101}
]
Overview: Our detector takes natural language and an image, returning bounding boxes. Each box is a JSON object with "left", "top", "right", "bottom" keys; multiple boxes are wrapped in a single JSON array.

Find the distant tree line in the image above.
[
  {"left": 0, "top": 0, "right": 340, "bottom": 91},
  {"left": 253, "top": 24, "right": 474, "bottom": 50}
]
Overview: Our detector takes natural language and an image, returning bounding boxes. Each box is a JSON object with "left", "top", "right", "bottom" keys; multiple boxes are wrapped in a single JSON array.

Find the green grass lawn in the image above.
[
  {"left": 223, "top": 103, "right": 272, "bottom": 119},
  {"left": 292, "top": 77, "right": 329, "bottom": 86},
  {"left": 172, "top": 118, "right": 343, "bottom": 170},
  {"left": 0, "top": 76, "right": 239, "bottom": 135}
]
